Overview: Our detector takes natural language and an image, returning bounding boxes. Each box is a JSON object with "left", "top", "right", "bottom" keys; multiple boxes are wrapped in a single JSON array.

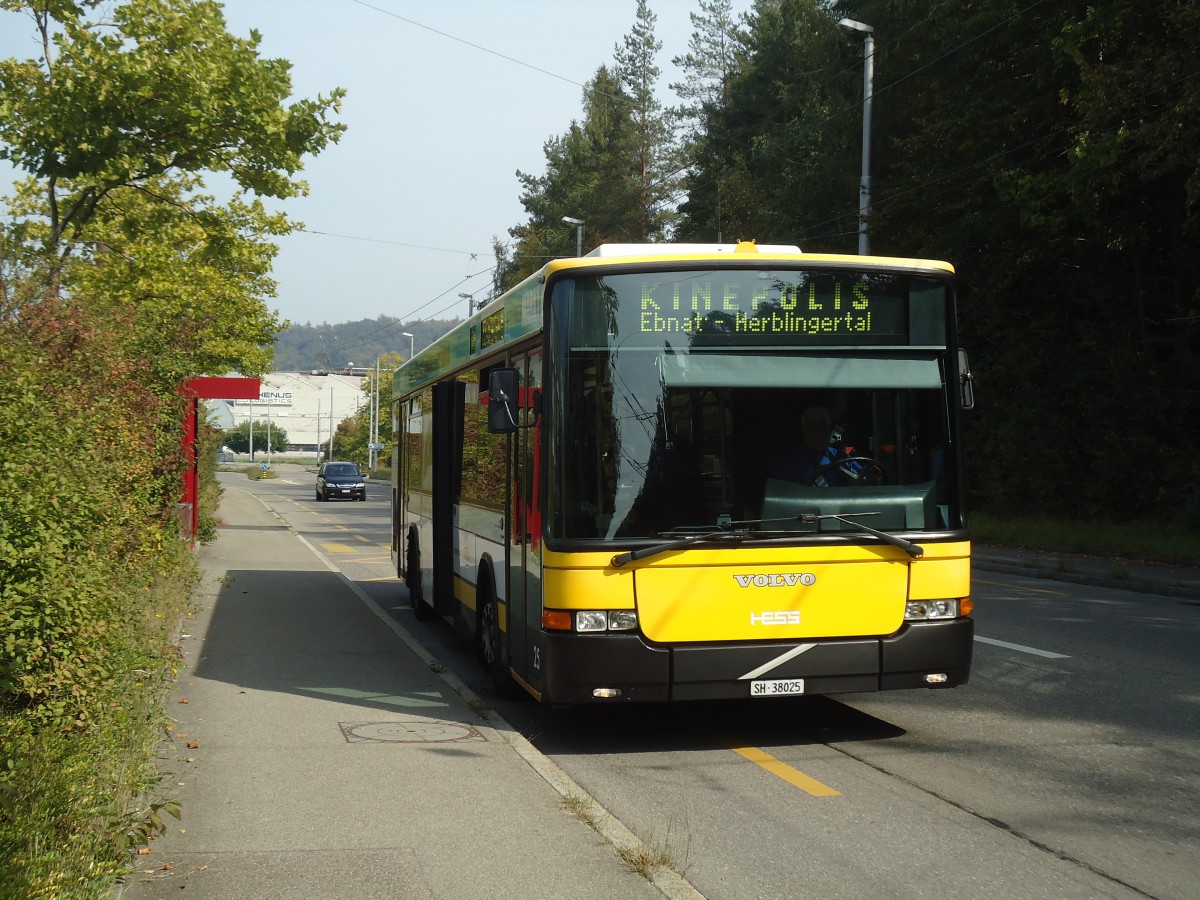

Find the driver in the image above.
[{"left": 772, "top": 405, "right": 859, "bottom": 486}]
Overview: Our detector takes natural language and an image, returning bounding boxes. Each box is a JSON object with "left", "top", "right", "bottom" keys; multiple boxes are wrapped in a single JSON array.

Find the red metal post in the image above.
[{"left": 180, "top": 377, "right": 260, "bottom": 545}]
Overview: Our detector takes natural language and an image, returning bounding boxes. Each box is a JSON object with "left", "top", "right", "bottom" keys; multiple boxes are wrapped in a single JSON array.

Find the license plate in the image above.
[{"left": 750, "top": 678, "right": 805, "bottom": 697}]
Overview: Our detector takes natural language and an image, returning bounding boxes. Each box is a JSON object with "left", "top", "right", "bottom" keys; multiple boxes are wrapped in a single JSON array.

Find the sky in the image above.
[{"left": 1, "top": 0, "right": 753, "bottom": 330}]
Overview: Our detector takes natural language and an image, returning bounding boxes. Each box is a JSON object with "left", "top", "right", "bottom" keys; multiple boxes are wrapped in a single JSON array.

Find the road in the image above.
[{"left": 235, "top": 468, "right": 1200, "bottom": 899}]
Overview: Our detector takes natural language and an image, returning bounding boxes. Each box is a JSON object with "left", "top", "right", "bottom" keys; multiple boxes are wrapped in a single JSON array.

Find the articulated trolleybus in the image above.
[{"left": 391, "top": 242, "right": 975, "bottom": 704}]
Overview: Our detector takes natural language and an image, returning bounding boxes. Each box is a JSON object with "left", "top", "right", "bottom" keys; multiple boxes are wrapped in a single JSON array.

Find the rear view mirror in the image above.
[
  {"left": 487, "top": 368, "right": 519, "bottom": 434},
  {"left": 958, "top": 348, "right": 976, "bottom": 411}
]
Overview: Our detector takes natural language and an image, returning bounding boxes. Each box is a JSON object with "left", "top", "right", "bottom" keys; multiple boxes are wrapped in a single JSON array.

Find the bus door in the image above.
[
  {"left": 506, "top": 351, "right": 544, "bottom": 690},
  {"left": 430, "top": 380, "right": 461, "bottom": 617}
]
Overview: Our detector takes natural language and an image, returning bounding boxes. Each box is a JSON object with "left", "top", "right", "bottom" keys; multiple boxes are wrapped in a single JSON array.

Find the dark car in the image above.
[{"left": 316, "top": 461, "right": 366, "bottom": 501}]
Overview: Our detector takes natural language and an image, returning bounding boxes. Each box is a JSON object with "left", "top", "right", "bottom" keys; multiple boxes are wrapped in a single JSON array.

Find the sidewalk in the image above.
[
  {"left": 973, "top": 544, "right": 1200, "bottom": 600},
  {"left": 118, "top": 485, "right": 688, "bottom": 900}
]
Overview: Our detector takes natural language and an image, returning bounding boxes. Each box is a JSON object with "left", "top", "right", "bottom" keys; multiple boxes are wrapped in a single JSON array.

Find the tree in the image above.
[
  {"left": 501, "top": 4, "right": 677, "bottom": 289},
  {"left": 504, "top": 66, "right": 640, "bottom": 287},
  {"left": 613, "top": 0, "right": 677, "bottom": 240},
  {"left": 1, "top": 0, "right": 346, "bottom": 385},
  {"left": 671, "top": 0, "right": 745, "bottom": 124},
  {"left": 837, "top": 0, "right": 1200, "bottom": 523},
  {"left": 676, "top": 0, "right": 855, "bottom": 246},
  {"left": 0, "top": 2, "right": 348, "bottom": 887},
  {"left": 53, "top": 175, "right": 288, "bottom": 382},
  {"left": 670, "top": 0, "right": 746, "bottom": 243},
  {"left": 0, "top": 0, "right": 345, "bottom": 269},
  {"left": 336, "top": 350, "right": 406, "bottom": 467},
  {"left": 221, "top": 420, "right": 289, "bottom": 455}
]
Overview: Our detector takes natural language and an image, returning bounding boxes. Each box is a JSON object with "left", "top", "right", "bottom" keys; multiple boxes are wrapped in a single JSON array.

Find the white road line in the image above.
[{"left": 974, "top": 636, "right": 1071, "bottom": 659}]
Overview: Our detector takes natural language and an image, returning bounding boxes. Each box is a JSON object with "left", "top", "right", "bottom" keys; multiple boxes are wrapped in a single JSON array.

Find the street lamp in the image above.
[
  {"left": 458, "top": 292, "right": 475, "bottom": 315},
  {"left": 838, "top": 17, "right": 874, "bottom": 255},
  {"left": 401, "top": 331, "right": 414, "bottom": 360},
  {"left": 369, "top": 355, "right": 385, "bottom": 471},
  {"left": 562, "top": 216, "right": 584, "bottom": 257}
]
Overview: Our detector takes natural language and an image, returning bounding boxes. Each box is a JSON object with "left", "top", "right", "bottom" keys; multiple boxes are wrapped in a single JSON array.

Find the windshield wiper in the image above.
[
  {"left": 610, "top": 511, "right": 923, "bottom": 567},
  {"left": 803, "top": 512, "right": 925, "bottom": 558},
  {"left": 610, "top": 528, "right": 751, "bottom": 567}
]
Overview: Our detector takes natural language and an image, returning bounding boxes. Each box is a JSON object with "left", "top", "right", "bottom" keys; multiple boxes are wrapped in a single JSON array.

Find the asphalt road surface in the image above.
[{"left": 234, "top": 469, "right": 1199, "bottom": 900}]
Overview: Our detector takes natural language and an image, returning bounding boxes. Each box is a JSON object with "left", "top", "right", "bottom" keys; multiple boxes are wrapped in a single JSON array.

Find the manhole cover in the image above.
[{"left": 339, "top": 720, "right": 486, "bottom": 744}]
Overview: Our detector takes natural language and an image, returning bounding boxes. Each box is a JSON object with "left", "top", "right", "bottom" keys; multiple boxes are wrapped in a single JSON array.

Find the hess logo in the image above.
[{"left": 750, "top": 610, "right": 801, "bottom": 626}]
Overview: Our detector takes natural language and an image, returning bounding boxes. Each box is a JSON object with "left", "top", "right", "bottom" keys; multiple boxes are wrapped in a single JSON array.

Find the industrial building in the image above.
[{"left": 207, "top": 370, "right": 368, "bottom": 455}]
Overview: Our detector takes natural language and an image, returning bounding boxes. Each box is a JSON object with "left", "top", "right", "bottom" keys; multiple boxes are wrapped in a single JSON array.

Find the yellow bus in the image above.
[{"left": 392, "top": 242, "right": 975, "bottom": 703}]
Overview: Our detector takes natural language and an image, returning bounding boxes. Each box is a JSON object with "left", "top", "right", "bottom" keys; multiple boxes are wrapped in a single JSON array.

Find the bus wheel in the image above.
[
  {"left": 478, "top": 593, "right": 520, "bottom": 700},
  {"left": 407, "top": 528, "right": 435, "bottom": 622}
]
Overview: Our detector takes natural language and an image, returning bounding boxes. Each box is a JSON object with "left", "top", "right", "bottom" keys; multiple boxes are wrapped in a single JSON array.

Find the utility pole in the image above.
[{"left": 838, "top": 18, "right": 875, "bottom": 255}]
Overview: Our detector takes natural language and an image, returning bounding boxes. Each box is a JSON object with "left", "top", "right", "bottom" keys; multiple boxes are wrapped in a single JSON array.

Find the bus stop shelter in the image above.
[{"left": 180, "top": 376, "right": 260, "bottom": 543}]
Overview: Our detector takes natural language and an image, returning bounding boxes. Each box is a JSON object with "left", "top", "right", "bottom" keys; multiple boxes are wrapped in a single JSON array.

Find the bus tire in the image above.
[
  {"left": 406, "top": 527, "right": 435, "bottom": 621},
  {"left": 477, "top": 583, "right": 520, "bottom": 700}
]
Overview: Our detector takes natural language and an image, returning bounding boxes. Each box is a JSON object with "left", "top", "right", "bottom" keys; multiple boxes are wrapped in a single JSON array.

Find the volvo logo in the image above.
[{"left": 733, "top": 573, "right": 816, "bottom": 588}]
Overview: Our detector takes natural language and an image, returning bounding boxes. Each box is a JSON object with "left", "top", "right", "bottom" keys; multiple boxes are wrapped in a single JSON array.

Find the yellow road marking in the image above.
[
  {"left": 974, "top": 578, "right": 1066, "bottom": 595},
  {"left": 320, "top": 543, "right": 357, "bottom": 554},
  {"left": 732, "top": 746, "right": 840, "bottom": 797}
]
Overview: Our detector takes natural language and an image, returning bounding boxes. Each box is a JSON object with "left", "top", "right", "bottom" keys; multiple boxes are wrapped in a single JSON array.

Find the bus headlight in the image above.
[
  {"left": 576, "top": 611, "right": 609, "bottom": 632},
  {"left": 607, "top": 610, "right": 638, "bottom": 631},
  {"left": 905, "top": 599, "right": 960, "bottom": 621},
  {"left": 570, "top": 610, "right": 639, "bottom": 633}
]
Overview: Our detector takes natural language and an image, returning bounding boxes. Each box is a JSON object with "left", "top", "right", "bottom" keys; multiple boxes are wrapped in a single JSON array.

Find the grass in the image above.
[
  {"left": 560, "top": 792, "right": 691, "bottom": 882},
  {"left": 561, "top": 792, "right": 598, "bottom": 828},
  {"left": 970, "top": 512, "right": 1200, "bottom": 566}
]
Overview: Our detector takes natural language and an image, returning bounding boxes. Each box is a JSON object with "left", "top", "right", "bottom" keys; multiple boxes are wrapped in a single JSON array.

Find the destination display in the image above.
[
  {"left": 558, "top": 268, "right": 949, "bottom": 350},
  {"left": 632, "top": 270, "right": 910, "bottom": 345}
]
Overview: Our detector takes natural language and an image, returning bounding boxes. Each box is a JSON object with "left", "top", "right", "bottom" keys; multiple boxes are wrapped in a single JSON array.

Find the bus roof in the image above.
[
  {"left": 584, "top": 242, "right": 803, "bottom": 256},
  {"left": 543, "top": 242, "right": 955, "bottom": 278}
]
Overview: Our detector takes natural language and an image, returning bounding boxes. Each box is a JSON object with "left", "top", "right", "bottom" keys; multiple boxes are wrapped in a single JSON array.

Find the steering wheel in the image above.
[{"left": 811, "top": 456, "right": 887, "bottom": 486}]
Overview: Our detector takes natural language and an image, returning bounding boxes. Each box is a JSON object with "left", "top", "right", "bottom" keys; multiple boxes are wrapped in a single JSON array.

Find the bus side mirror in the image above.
[
  {"left": 487, "top": 368, "right": 520, "bottom": 434},
  {"left": 958, "top": 348, "right": 976, "bottom": 411}
]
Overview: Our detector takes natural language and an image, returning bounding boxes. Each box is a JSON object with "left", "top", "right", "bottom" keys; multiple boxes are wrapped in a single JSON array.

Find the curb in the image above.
[
  {"left": 294, "top": 532, "right": 706, "bottom": 900},
  {"left": 972, "top": 556, "right": 1200, "bottom": 601}
]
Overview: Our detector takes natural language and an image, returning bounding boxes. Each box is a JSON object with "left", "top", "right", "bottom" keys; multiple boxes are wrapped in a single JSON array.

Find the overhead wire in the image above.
[
  {"left": 325, "top": 265, "right": 496, "bottom": 361},
  {"left": 299, "top": 228, "right": 478, "bottom": 256},
  {"left": 347, "top": 0, "right": 628, "bottom": 106},
  {"left": 319, "top": 0, "right": 1074, "bottom": 326}
]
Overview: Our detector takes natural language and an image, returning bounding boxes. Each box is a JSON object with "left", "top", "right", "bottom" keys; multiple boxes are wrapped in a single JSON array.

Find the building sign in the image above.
[{"left": 234, "top": 390, "right": 293, "bottom": 406}]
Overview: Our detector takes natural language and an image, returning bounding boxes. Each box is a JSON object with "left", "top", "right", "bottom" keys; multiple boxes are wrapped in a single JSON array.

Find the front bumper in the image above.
[{"left": 539, "top": 618, "right": 973, "bottom": 704}]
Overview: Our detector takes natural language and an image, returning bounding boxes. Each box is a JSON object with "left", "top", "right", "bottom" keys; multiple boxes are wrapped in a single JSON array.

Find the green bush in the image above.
[
  {"left": 0, "top": 297, "right": 199, "bottom": 896},
  {"left": 197, "top": 420, "right": 224, "bottom": 542},
  {"left": 1, "top": 1, "right": 344, "bottom": 889},
  {"left": 0, "top": 555, "right": 192, "bottom": 898}
]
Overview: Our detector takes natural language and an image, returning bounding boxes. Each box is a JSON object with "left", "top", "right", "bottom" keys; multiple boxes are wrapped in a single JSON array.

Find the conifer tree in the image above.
[{"left": 613, "top": 0, "right": 676, "bottom": 240}]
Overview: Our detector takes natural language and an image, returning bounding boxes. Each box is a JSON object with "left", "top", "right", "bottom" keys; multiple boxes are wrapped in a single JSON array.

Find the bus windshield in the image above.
[{"left": 547, "top": 267, "right": 962, "bottom": 543}]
